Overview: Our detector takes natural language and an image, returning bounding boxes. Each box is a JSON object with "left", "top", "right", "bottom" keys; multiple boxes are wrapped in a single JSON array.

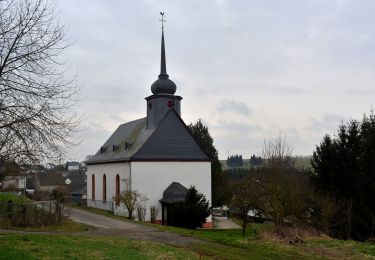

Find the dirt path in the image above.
[{"left": 68, "top": 207, "right": 203, "bottom": 246}]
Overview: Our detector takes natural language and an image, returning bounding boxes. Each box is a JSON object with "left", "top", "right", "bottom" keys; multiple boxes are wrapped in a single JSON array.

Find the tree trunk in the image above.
[
  {"left": 242, "top": 214, "right": 247, "bottom": 236},
  {"left": 242, "top": 223, "right": 247, "bottom": 236}
]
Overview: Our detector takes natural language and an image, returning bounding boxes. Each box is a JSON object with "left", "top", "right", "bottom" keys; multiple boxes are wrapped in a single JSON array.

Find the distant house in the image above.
[
  {"left": 65, "top": 171, "right": 87, "bottom": 201},
  {"left": 28, "top": 165, "right": 45, "bottom": 174},
  {"left": 31, "top": 173, "right": 67, "bottom": 193},
  {"left": 65, "top": 162, "right": 80, "bottom": 171},
  {"left": 1, "top": 175, "right": 26, "bottom": 190},
  {"left": 0, "top": 160, "right": 25, "bottom": 190},
  {"left": 44, "top": 163, "right": 56, "bottom": 170}
]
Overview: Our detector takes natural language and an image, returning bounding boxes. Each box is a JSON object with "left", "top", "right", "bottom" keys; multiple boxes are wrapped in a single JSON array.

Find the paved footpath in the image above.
[{"left": 68, "top": 207, "right": 202, "bottom": 246}]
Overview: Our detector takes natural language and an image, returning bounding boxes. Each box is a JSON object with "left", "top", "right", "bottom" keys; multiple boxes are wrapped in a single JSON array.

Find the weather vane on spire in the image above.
[{"left": 159, "top": 12, "right": 166, "bottom": 30}]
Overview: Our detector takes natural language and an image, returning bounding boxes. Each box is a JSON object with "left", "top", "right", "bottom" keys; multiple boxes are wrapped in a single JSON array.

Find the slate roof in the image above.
[
  {"left": 85, "top": 117, "right": 153, "bottom": 164},
  {"left": 86, "top": 110, "right": 209, "bottom": 164},
  {"left": 66, "top": 172, "right": 87, "bottom": 195},
  {"left": 160, "top": 182, "right": 187, "bottom": 204},
  {"left": 66, "top": 161, "right": 79, "bottom": 167},
  {"left": 33, "top": 173, "right": 66, "bottom": 187}
]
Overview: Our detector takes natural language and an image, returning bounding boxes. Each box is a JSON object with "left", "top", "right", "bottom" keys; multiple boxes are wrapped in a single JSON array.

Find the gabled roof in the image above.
[
  {"left": 66, "top": 172, "right": 86, "bottom": 194},
  {"left": 85, "top": 117, "right": 153, "bottom": 164},
  {"left": 132, "top": 110, "right": 209, "bottom": 161},
  {"left": 86, "top": 110, "right": 209, "bottom": 164},
  {"left": 160, "top": 182, "right": 187, "bottom": 204},
  {"left": 66, "top": 161, "right": 79, "bottom": 167},
  {"left": 35, "top": 173, "right": 66, "bottom": 186}
]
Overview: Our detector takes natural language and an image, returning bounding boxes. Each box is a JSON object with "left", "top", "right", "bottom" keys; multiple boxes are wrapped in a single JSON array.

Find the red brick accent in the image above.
[
  {"left": 202, "top": 222, "right": 213, "bottom": 228},
  {"left": 154, "top": 220, "right": 163, "bottom": 225}
]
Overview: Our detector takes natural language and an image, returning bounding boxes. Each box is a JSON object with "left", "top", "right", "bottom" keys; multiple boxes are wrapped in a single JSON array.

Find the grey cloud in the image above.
[
  {"left": 305, "top": 113, "right": 346, "bottom": 133},
  {"left": 215, "top": 135, "right": 264, "bottom": 158},
  {"left": 218, "top": 99, "right": 252, "bottom": 116},
  {"left": 68, "top": 123, "right": 111, "bottom": 161},
  {"left": 345, "top": 88, "right": 375, "bottom": 95},
  {"left": 55, "top": 1, "right": 375, "bottom": 160},
  {"left": 215, "top": 120, "right": 263, "bottom": 134},
  {"left": 258, "top": 84, "right": 308, "bottom": 95},
  {"left": 110, "top": 114, "right": 126, "bottom": 122}
]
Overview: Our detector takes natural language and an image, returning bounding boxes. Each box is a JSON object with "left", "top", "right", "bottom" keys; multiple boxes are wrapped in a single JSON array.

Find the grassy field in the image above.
[
  {"left": 65, "top": 206, "right": 375, "bottom": 259},
  {"left": 1, "top": 222, "right": 373, "bottom": 259},
  {"left": 0, "top": 233, "right": 202, "bottom": 260},
  {"left": 145, "top": 222, "right": 375, "bottom": 259},
  {"left": 9, "top": 219, "right": 95, "bottom": 232},
  {"left": 0, "top": 192, "right": 31, "bottom": 203},
  {"left": 1, "top": 205, "right": 374, "bottom": 259}
]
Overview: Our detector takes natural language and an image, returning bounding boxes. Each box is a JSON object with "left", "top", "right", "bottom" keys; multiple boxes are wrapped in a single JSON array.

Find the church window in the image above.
[
  {"left": 115, "top": 174, "right": 120, "bottom": 206},
  {"left": 103, "top": 174, "right": 107, "bottom": 202},
  {"left": 92, "top": 174, "right": 95, "bottom": 200}
]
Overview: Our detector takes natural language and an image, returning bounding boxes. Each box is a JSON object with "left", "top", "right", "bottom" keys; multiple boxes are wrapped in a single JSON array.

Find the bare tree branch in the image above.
[{"left": 0, "top": 0, "right": 80, "bottom": 164}]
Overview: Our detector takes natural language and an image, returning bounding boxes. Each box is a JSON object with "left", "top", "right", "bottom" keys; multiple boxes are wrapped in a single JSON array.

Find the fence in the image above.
[{"left": 0, "top": 200, "right": 69, "bottom": 227}]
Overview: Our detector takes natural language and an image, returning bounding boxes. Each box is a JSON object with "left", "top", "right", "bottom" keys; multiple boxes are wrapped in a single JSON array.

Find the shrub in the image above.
[{"left": 168, "top": 186, "right": 210, "bottom": 229}]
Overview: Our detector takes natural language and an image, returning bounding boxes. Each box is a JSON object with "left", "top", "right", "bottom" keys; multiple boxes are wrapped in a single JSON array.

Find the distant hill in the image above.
[{"left": 220, "top": 156, "right": 312, "bottom": 170}]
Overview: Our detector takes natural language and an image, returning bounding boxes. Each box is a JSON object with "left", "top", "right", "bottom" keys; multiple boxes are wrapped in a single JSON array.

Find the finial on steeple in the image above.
[
  {"left": 160, "top": 12, "right": 166, "bottom": 30},
  {"left": 151, "top": 12, "right": 176, "bottom": 95}
]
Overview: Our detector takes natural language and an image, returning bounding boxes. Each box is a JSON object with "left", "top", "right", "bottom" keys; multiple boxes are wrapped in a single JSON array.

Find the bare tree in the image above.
[
  {"left": 149, "top": 206, "right": 159, "bottom": 224},
  {"left": 0, "top": 0, "right": 79, "bottom": 164},
  {"left": 231, "top": 176, "right": 262, "bottom": 236},
  {"left": 116, "top": 178, "right": 148, "bottom": 219},
  {"left": 259, "top": 135, "right": 311, "bottom": 230},
  {"left": 314, "top": 193, "right": 341, "bottom": 234}
]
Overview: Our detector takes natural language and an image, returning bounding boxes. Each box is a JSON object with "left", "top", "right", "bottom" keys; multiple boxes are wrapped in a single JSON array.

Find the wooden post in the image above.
[{"left": 7, "top": 200, "right": 13, "bottom": 218}]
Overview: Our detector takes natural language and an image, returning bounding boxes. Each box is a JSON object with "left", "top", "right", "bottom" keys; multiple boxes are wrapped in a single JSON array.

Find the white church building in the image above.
[{"left": 86, "top": 20, "right": 212, "bottom": 227}]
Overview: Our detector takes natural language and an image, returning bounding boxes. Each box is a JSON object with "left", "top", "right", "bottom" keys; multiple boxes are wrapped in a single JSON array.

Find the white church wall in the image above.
[
  {"left": 86, "top": 162, "right": 130, "bottom": 211},
  {"left": 130, "top": 161, "right": 212, "bottom": 223}
]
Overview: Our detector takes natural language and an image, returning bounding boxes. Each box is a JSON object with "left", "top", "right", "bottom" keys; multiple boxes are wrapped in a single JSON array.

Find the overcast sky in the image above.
[{"left": 58, "top": 0, "right": 375, "bottom": 161}]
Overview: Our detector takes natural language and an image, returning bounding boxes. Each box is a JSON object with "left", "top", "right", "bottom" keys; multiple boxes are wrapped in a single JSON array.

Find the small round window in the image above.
[{"left": 167, "top": 100, "right": 174, "bottom": 108}]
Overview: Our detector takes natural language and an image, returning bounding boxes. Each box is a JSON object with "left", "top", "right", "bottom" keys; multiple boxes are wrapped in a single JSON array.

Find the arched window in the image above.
[
  {"left": 103, "top": 174, "right": 107, "bottom": 202},
  {"left": 92, "top": 174, "right": 95, "bottom": 200},
  {"left": 115, "top": 174, "right": 120, "bottom": 206}
]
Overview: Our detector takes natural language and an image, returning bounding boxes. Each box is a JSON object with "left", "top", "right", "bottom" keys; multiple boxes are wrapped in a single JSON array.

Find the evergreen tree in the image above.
[
  {"left": 311, "top": 112, "right": 375, "bottom": 240},
  {"left": 227, "top": 154, "right": 244, "bottom": 167},
  {"left": 250, "top": 154, "right": 262, "bottom": 166},
  {"left": 188, "top": 120, "right": 229, "bottom": 206},
  {"left": 167, "top": 186, "right": 210, "bottom": 229}
]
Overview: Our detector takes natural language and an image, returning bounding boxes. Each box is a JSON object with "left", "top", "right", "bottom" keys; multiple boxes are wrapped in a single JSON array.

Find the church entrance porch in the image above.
[{"left": 159, "top": 182, "right": 187, "bottom": 226}]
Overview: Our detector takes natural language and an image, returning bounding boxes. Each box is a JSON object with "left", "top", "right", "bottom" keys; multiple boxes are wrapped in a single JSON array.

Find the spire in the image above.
[
  {"left": 159, "top": 29, "right": 168, "bottom": 78},
  {"left": 151, "top": 12, "right": 176, "bottom": 95}
]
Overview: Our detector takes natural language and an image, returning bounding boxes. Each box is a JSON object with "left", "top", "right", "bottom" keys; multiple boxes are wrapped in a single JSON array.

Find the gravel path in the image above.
[
  {"left": 214, "top": 217, "right": 241, "bottom": 229},
  {"left": 68, "top": 207, "right": 203, "bottom": 246}
]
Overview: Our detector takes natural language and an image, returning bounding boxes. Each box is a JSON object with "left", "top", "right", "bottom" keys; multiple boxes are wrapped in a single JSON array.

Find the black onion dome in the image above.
[
  {"left": 151, "top": 76, "right": 176, "bottom": 94},
  {"left": 151, "top": 24, "right": 177, "bottom": 95}
]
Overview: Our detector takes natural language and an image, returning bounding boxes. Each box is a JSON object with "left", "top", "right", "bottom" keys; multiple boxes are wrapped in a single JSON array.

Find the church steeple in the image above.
[
  {"left": 146, "top": 12, "right": 182, "bottom": 129},
  {"left": 151, "top": 12, "right": 176, "bottom": 95},
  {"left": 159, "top": 28, "right": 167, "bottom": 78}
]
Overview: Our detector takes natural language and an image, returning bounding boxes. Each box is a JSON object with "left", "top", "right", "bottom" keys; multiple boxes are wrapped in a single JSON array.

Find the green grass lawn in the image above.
[
  {"left": 2, "top": 204, "right": 373, "bottom": 259},
  {"left": 71, "top": 205, "right": 375, "bottom": 259},
  {"left": 11, "top": 219, "right": 95, "bottom": 232},
  {"left": 0, "top": 233, "right": 202, "bottom": 260},
  {"left": 0, "top": 192, "right": 31, "bottom": 204}
]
